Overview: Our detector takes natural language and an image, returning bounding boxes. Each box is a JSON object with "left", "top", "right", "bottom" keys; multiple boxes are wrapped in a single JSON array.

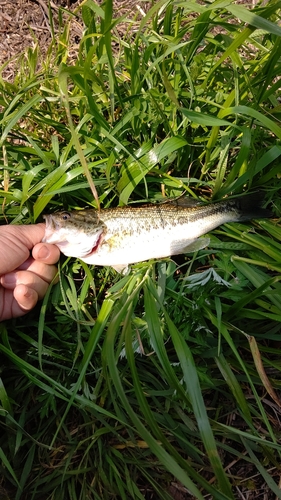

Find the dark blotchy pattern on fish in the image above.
[
  {"left": 51, "top": 192, "right": 272, "bottom": 232},
  {"left": 42, "top": 192, "right": 273, "bottom": 272}
]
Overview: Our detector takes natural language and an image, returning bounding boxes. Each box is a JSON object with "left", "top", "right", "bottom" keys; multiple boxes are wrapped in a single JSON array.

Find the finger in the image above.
[
  {"left": 2, "top": 261, "right": 58, "bottom": 286},
  {"left": 0, "top": 286, "right": 38, "bottom": 321},
  {"left": 0, "top": 223, "right": 46, "bottom": 276},
  {"left": 13, "top": 284, "right": 39, "bottom": 312},
  {"left": 0, "top": 223, "right": 46, "bottom": 250},
  {"left": 32, "top": 243, "right": 60, "bottom": 265},
  {"left": 1, "top": 270, "right": 53, "bottom": 299}
]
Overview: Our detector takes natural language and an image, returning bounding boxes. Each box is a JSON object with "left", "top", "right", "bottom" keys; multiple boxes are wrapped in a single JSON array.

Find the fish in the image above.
[{"left": 42, "top": 193, "right": 273, "bottom": 273}]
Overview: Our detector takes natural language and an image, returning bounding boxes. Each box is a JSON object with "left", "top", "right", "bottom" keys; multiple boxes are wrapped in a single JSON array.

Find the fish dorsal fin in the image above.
[
  {"left": 134, "top": 195, "right": 203, "bottom": 209},
  {"left": 169, "top": 196, "right": 203, "bottom": 208}
]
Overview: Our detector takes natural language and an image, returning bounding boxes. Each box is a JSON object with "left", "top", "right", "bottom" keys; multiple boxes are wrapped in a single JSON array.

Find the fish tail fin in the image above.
[{"left": 233, "top": 192, "right": 273, "bottom": 221}]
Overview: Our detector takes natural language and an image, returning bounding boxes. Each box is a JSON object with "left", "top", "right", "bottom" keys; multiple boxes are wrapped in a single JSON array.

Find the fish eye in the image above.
[{"left": 61, "top": 211, "right": 71, "bottom": 221}]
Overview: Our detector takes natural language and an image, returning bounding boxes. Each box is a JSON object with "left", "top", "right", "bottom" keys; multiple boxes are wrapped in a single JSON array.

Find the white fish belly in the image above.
[{"left": 80, "top": 219, "right": 210, "bottom": 267}]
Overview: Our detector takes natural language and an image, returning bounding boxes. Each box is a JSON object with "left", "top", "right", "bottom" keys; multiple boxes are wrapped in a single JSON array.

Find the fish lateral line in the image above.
[{"left": 41, "top": 192, "right": 274, "bottom": 271}]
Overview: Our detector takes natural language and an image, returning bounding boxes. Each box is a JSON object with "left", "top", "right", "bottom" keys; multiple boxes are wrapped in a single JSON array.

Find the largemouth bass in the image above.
[{"left": 42, "top": 193, "right": 272, "bottom": 273}]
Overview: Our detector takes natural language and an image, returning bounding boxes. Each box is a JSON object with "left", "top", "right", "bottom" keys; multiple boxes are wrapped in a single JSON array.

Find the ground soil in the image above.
[{"left": 0, "top": 0, "right": 148, "bottom": 81}]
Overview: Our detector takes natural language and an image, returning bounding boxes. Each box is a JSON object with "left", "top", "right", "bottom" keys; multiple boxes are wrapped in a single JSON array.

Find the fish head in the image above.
[{"left": 42, "top": 210, "right": 106, "bottom": 258}]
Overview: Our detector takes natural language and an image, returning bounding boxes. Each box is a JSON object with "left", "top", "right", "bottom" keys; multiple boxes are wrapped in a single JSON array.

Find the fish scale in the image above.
[{"left": 42, "top": 193, "right": 273, "bottom": 273}]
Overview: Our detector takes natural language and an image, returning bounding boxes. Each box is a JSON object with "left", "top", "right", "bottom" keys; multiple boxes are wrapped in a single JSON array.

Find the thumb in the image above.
[
  {"left": 0, "top": 223, "right": 46, "bottom": 275},
  {"left": 1, "top": 223, "right": 46, "bottom": 248}
]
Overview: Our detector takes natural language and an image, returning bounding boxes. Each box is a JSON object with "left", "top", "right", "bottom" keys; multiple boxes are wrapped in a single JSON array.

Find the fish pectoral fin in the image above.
[
  {"left": 182, "top": 237, "right": 210, "bottom": 254},
  {"left": 111, "top": 264, "right": 129, "bottom": 274}
]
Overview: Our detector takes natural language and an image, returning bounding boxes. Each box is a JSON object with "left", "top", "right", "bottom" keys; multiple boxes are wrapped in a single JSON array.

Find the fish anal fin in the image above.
[{"left": 182, "top": 237, "right": 210, "bottom": 254}]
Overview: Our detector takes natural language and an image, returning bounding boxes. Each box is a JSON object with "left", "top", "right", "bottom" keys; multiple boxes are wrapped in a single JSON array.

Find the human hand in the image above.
[{"left": 0, "top": 224, "right": 60, "bottom": 321}]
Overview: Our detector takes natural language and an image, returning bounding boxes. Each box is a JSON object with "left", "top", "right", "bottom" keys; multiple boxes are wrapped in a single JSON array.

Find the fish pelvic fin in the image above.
[{"left": 112, "top": 264, "right": 129, "bottom": 274}]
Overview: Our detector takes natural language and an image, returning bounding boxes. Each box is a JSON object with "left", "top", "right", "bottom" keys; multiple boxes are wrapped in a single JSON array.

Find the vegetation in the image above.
[{"left": 1, "top": 0, "right": 281, "bottom": 498}]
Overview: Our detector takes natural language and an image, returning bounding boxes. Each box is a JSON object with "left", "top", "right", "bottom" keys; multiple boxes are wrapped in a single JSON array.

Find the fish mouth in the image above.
[
  {"left": 42, "top": 214, "right": 61, "bottom": 231},
  {"left": 42, "top": 214, "right": 65, "bottom": 245}
]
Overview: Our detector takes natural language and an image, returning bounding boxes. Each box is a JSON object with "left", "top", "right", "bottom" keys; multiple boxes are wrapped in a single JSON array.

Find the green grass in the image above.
[{"left": 1, "top": 0, "right": 281, "bottom": 498}]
